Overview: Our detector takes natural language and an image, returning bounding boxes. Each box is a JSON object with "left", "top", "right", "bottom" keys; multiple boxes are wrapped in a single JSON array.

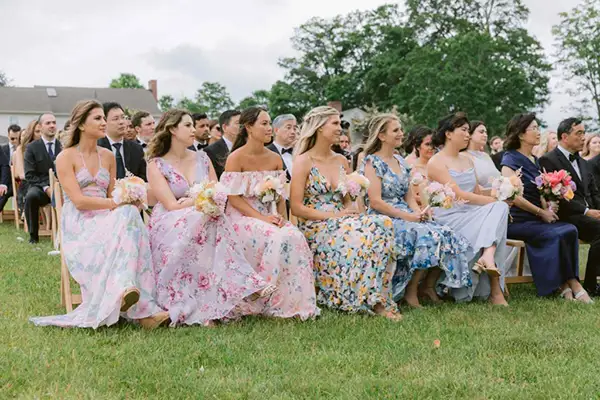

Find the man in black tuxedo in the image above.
[
  {"left": 131, "top": 110, "right": 155, "bottom": 152},
  {"left": 539, "top": 117, "right": 600, "bottom": 295},
  {"left": 0, "top": 124, "right": 20, "bottom": 211},
  {"left": 98, "top": 102, "right": 147, "bottom": 181},
  {"left": 204, "top": 109, "right": 241, "bottom": 179},
  {"left": 267, "top": 114, "right": 297, "bottom": 182},
  {"left": 491, "top": 150, "right": 505, "bottom": 171},
  {"left": 189, "top": 113, "right": 211, "bottom": 152},
  {"left": 24, "top": 113, "right": 61, "bottom": 243}
]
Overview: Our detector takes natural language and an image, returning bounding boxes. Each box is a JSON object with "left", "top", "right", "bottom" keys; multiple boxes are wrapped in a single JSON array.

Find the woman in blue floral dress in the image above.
[
  {"left": 290, "top": 106, "right": 401, "bottom": 321},
  {"left": 359, "top": 114, "right": 472, "bottom": 307}
]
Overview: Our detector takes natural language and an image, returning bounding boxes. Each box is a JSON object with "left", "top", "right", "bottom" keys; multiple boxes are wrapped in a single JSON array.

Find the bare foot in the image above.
[
  {"left": 489, "top": 293, "right": 508, "bottom": 306},
  {"left": 403, "top": 294, "right": 422, "bottom": 308},
  {"left": 374, "top": 304, "right": 403, "bottom": 321},
  {"left": 420, "top": 287, "right": 442, "bottom": 305}
]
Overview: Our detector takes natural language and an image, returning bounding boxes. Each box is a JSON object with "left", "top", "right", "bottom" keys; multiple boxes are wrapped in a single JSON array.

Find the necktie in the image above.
[
  {"left": 281, "top": 147, "right": 293, "bottom": 155},
  {"left": 47, "top": 142, "right": 55, "bottom": 161},
  {"left": 112, "top": 143, "right": 126, "bottom": 179}
]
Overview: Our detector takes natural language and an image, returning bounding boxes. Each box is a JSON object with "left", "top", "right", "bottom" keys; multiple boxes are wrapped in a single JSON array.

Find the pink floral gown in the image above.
[
  {"left": 148, "top": 151, "right": 268, "bottom": 326},
  {"left": 221, "top": 170, "right": 320, "bottom": 320},
  {"left": 30, "top": 151, "right": 163, "bottom": 329}
]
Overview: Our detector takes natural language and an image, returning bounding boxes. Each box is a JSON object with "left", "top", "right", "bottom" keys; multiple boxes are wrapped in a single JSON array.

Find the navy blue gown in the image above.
[{"left": 501, "top": 150, "right": 579, "bottom": 296}]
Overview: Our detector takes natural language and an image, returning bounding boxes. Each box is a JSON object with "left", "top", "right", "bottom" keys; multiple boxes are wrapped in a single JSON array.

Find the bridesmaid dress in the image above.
[
  {"left": 220, "top": 170, "right": 320, "bottom": 320},
  {"left": 468, "top": 150, "right": 523, "bottom": 277},
  {"left": 148, "top": 151, "right": 268, "bottom": 326},
  {"left": 502, "top": 150, "right": 580, "bottom": 296},
  {"left": 433, "top": 166, "right": 510, "bottom": 302},
  {"left": 360, "top": 155, "right": 472, "bottom": 301},
  {"left": 30, "top": 150, "right": 163, "bottom": 328},
  {"left": 296, "top": 160, "right": 398, "bottom": 314}
]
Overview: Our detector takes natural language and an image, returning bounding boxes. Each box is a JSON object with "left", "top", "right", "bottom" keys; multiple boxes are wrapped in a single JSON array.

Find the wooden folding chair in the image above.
[
  {"left": 23, "top": 170, "right": 54, "bottom": 241},
  {"left": 54, "top": 181, "right": 82, "bottom": 312},
  {"left": 9, "top": 164, "right": 21, "bottom": 230},
  {"left": 49, "top": 170, "right": 58, "bottom": 248}
]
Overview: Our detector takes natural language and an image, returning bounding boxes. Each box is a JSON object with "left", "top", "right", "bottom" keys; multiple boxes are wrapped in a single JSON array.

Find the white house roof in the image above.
[{"left": 0, "top": 86, "right": 161, "bottom": 116}]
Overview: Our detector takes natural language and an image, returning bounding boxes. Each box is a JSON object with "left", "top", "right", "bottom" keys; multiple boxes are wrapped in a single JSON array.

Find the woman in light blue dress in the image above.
[
  {"left": 427, "top": 113, "right": 510, "bottom": 305},
  {"left": 359, "top": 114, "right": 472, "bottom": 308}
]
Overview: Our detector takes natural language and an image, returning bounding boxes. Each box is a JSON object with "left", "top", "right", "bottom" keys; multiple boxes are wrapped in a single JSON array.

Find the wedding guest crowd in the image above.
[{"left": 4, "top": 96, "right": 596, "bottom": 331}]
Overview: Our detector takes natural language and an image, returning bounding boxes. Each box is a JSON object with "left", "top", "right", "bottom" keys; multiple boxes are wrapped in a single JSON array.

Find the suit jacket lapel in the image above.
[{"left": 123, "top": 141, "right": 133, "bottom": 173}]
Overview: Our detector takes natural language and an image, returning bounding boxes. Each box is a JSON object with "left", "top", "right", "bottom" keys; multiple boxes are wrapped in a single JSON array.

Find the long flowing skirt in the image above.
[
  {"left": 149, "top": 204, "right": 267, "bottom": 326},
  {"left": 30, "top": 205, "right": 163, "bottom": 328}
]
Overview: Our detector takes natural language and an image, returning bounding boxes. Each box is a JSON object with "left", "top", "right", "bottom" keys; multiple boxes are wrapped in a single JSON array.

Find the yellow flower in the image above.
[
  {"left": 383, "top": 218, "right": 393, "bottom": 228},
  {"left": 564, "top": 189, "right": 574, "bottom": 201}
]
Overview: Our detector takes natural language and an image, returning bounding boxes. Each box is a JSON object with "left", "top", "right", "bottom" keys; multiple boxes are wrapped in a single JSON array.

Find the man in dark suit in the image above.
[
  {"left": 267, "top": 114, "right": 297, "bottom": 182},
  {"left": 539, "top": 117, "right": 600, "bottom": 295},
  {"left": 98, "top": 102, "right": 147, "bottom": 181},
  {"left": 491, "top": 150, "right": 505, "bottom": 171},
  {"left": 189, "top": 113, "right": 211, "bottom": 151},
  {"left": 0, "top": 124, "right": 21, "bottom": 211},
  {"left": 24, "top": 113, "right": 61, "bottom": 243},
  {"left": 204, "top": 110, "right": 241, "bottom": 179},
  {"left": 131, "top": 110, "right": 155, "bottom": 152}
]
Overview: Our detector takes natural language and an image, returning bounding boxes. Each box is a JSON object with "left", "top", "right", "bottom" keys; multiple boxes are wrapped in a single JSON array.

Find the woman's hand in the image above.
[
  {"left": 504, "top": 199, "right": 515, "bottom": 208},
  {"left": 177, "top": 197, "right": 194, "bottom": 208},
  {"left": 539, "top": 209, "right": 558, "bottom": 224},
  {"left": 332, "top": 208, "right": 358, "bottom": 218},
  {"left": 261, "top": 214, "right": 284, "bottom": 227}
]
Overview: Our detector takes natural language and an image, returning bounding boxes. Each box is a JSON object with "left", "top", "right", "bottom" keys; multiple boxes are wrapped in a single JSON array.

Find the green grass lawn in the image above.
[{"left": 1, "top": 222, "right": 600, "bottom": 399}]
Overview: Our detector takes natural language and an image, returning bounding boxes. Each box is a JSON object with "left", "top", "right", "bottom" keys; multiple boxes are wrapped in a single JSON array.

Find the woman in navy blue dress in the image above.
[{"left": 501, "top": 113, "right": 591, "bottom": 302}]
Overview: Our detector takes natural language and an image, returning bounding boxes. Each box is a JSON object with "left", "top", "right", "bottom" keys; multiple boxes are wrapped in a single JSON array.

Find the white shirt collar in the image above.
[
  {"left": 223, "top": 137, "right": 233, "bottom": 151},
  {"left": 137, "top": 137, "right": 146, "bottom": 146},
  {"left": 42, "top": 136, "right": 56, "bottom": 147},
  {"left": 557, "top": 144, "right": 574, "bottom": 159},
  {"left": 107, "top": 136, "right": 123, "bottom": 146}
]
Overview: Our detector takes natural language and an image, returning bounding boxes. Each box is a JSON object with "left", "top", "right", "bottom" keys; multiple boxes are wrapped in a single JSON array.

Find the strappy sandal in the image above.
[
  {"left": 473, "top": 259, "right": 500, "bottom": 277},
  {"left": 574, "top": 289, "right": 594, "bottom": 304},
  {"left": 559, "top": 288, "right": 574, "bottom": 301},
  {"left": 249, "top": 285, "right": 278, "bottom": 301}
]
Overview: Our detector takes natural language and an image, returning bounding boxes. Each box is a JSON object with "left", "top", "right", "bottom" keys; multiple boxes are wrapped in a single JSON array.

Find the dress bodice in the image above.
[
  {"left": 302, "top": 164, "right": 346, "bottom": 213},
  {"left": 221, "top": 170, "right": 287, "bottom": 215},
  {"left": 360, "top": 154, "right": 412, "bottom": 212},
  {"left": 501, "top": 150, "right": 543, "bottom": 222},
  {"left": 65, "top": 151, "right": 110, "bottom": 203},
  {"left": 152, "top": 151, "right": 210, "bottom": 199},
  {"left": 449, "top": 168, "right": 478, "bottom": 193},
  {"left": 468, "top": 150, "right": 499, "bottom": 189}
]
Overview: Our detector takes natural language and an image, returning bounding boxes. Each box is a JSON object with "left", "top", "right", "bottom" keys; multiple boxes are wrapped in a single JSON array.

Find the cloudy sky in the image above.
[{"left": 0, "top": 0, "right": 582, "bottom": 128}]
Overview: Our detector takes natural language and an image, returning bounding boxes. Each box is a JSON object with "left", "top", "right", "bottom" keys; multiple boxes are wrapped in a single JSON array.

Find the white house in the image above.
[
  {"left": 0, "top": 81, "right": 161, "bottom": 141},
  {"left": 341, "top": 107, "right": 368, "bottom": 146}
]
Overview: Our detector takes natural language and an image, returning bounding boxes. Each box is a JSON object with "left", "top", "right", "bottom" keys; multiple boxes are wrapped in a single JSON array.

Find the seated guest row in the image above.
[{"left": 29, "top": 101, "right": 598, "bottom": 330}]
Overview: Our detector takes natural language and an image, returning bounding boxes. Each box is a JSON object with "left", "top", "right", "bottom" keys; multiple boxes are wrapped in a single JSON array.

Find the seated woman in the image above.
[
  {"left": 427, "top": 112, "right": 510, "bottom": 306},
  {"left": 501, "top": 113, "right": 590, "bottom": 302},
  {"left": 30, "top": 100, "right": 168, "bottom": 329},
  {"left": 220, "top": 106, "right": 319, "bottom": 320},
  {"left": 404, "top": 125, "right": 435, "bottom": 206},
  {"left": 146, "top": 110, "right": 270, "bottom": 326},
  {"left": 291, "top": 106, "right": 401, "bottom": 321},
  {"left": 13, "top": 120, "right": 41, "bottom": 216},
  {"left": 360, "top": 114, "right": 471, "bottom": 307}
]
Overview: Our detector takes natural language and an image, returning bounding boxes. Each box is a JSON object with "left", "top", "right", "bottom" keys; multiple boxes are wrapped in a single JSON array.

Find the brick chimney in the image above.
[
  {"left": 327, "top": 101, "right": 342, "bottom": 112},
  {"left": 148, "top": 79, "right": 158, "bottom": 102}
]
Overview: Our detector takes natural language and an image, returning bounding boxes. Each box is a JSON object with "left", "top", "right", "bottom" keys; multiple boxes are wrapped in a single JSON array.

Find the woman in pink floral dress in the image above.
[
  {"left": 30, "top": 100, "right": 168, "bottom": 329},
  {"left": 147, "top": 110, "right": 270, "bottom": 326},
  {"left": 220, "top": 107, "right": 320, "bottom": 320}
]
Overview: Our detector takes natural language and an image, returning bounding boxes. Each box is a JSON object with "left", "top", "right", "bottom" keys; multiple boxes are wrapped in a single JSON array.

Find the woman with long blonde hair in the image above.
[
  {"left": 290, "top": 106, "right": 401, "bottom": 320},
  {"left": 359, "top": 114, "right": 471, "bottom": 307},
  {"left": 146, "top": 109, "right": 272, "bottom": 326},
  {"left": 582, "top": 133, "right": 600, "bottom": 160},
  {"left": 30, "top": 100, "right": 168, "bottom": 329}
]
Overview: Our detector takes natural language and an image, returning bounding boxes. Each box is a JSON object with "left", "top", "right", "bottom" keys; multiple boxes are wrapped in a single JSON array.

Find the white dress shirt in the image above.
[
  {"left": 107, "top": 136, "right": 126, "bottom": 164},
  {"left": 41, "top": 137, "right": 57, "bottom": 192},
  {"left": 193, "top": 140, "right": 208, "bottom": 150},
  {"left": 223, "top": 137, "right": 233, "bottom": 152},
  {"left": 9, "top": 144, "right": 16, "bottom": 162},
  {"left": 273, "top": 142, "right": 294, "bottom": 176},
  {"left": 557, "top": 144, "right": 588, "bottom": 213}
]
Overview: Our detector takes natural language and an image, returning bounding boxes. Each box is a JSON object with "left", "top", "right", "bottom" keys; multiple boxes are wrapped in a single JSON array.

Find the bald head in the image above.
[{"left": 39, "top": 113, "right": 57, "bottom": 140}]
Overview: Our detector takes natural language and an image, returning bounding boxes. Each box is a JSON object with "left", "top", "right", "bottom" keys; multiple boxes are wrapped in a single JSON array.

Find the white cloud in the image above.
[{"left": 0, "top": 0, "right": 586, "bottom": 129}]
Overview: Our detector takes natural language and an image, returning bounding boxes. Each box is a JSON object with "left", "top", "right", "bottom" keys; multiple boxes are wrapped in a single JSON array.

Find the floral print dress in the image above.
[
  {"left": 296, "top": 162, "right": 398, "bottom": 314},
  {"left": 360, "top": 155, "right": 472, "bottom": 301},
  {"left": 30, "top": 151, "right": 163, "bottom": 328},
  {"left": 221, "top": 170, "right": 320, "bottom": 320},
  {"left": 148, "top": 151, "right": 268, "bottom": 326}
]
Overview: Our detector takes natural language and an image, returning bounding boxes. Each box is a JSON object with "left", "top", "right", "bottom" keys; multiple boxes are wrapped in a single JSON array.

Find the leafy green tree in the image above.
[
  {"left": 109, "top": 73, "right": 144, "bottom": 89},
  {"left": 552, "top": 0, "right": 600, "bottom": 123},
  {"left": 238, "top": 90, "right": 271, "bottom": 110},
  {"left": 0, "top": 70, "right": 10, "bottom": 87},
  {"left": 158, "top": 95, "right": 174, "bottom": 112},
  {"left": 194, "top": 82, "right": 234, "bottom": 116}
]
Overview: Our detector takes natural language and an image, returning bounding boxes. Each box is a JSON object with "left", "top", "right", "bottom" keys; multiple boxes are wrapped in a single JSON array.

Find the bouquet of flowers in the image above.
[
  {"left": 410, "top": 172, "right": 425, "bottom": 186},
  {"left": 188, "top": 180, "right": 228, "bottom": 217},
  {"left": 489, "top": 168, "right": 524, "bottom": 201},
  {"left": 534, "top": 169, "right": 576, "bottom": 213},
  {"left": 254, "top": 175, "right": 286, "bottom": 215},
  {"left": 345, "top": 172, "right": 370, "bottom": 201},
  {"left": 422, "top": 181, "right": 460, "bottom": 212},
  {"left": 111, "top": 172, "right": 148, "bottom": 210}
]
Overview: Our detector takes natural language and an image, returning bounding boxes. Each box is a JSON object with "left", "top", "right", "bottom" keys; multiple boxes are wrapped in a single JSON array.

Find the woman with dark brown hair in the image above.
[
  {"left": 30, "top": 100, "right": 168, "bottom": 329},
  {"left": 146, "top": 109, "right": 270, "bottom": 326},
  {"left": 208, "top": 119, "right": 222, "bottom": 145}
]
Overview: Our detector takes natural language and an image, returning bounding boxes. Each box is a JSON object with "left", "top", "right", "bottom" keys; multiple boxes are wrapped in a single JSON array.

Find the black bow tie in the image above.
[
  {"left": 141, "top": 143, "right": 147, "bottom": 149},
  {"left": 281, "top": 147, "right": 293, "bottom": 155},
  {"left": 569, "top": 153, "right": 579, "bottom": 162}
]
